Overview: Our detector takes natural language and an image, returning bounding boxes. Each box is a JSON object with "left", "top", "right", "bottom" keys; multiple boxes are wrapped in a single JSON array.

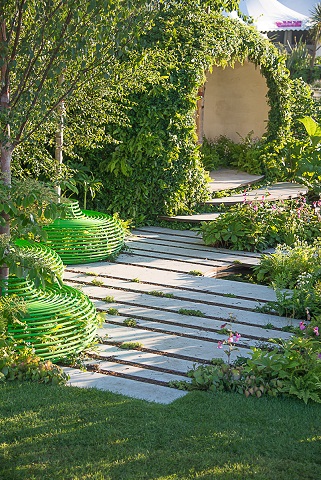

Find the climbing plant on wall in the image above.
[
  {"left": 14, "top": 4, "right": 315, "bottom": 225},
  {"left": 66, "top": 7, "right": 314, "bottom": 224}
]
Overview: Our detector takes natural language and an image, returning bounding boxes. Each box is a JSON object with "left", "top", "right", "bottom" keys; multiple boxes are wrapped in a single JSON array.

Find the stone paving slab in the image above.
[
  {"left": 126, "top": 238, "right": 260, "bottom": 266},
  {"left": 205, "top": 182, "right": 308, "bottom": 206},
  {"left": 99, "top": 323, "right": 251, "bottom": 361},
  {"left": 113, "top": 253, "right": 220, "bottom": 276},
  {"left": 63, "top": 226, "right": 297, "bottom": 404},
  {"left": 82, "top": 359, "right": 190, "bottom": 384},
  {"left": 159, "top": 212, "right": 222, "bottom": 223},
  {"left": 208, "top": 168, "right": 264, "bottom": 192},
  {"left": 67, "top": 281, "right": 299, "bottom": 329},
  {"left": 131, "top": 229, "right": 262, "bottom": 258},
  {"left": 63, "top": 367, "right": 187, "bottom": 404},
  {"left": 64, "top": 270, "right": 262, "bottom": 310},
  {"left": 88, "top": 344, "right": 199, "bottom": 373},
  {"left": 98, "top": 311, "right": 292, "bottom": 345},
  {"left": 66, "top": 262, "right": 277, "bottom": 301}
]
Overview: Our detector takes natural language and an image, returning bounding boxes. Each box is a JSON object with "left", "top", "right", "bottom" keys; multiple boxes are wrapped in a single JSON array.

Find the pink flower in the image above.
[
  {"left": 317, "top": 353, "right": 321, "bottom": 360},
  {"left": 220, "top": 323, "right": 227, "bottom": 329},
  {"left": 234, "top": 333, "right": 241, "bottom": 342},
  {"left": 272, "top": 204, "right": 277, "bottom": 210},
  {"left": 227, "top": 336, "right": 233, "bottom": 343},
  {"left": 262, "top": 195, "right": 265, "bottom": 201},
  {"left": 217, "top": 341, "right": 223, "bottom": 349},
  {"left": 313, "top": 326, "right": 319, "bottom": 336},
  {"left": 299, "top": 321, "right": 306, "bottom": 331},
  {"left": 253, "top": 205, "right": 258, "bottom": 212}
]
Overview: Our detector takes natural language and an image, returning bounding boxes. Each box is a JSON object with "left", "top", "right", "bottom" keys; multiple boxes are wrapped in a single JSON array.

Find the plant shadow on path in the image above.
[{"left": 1, "top": 384, "right": 321, "bottom": 480}]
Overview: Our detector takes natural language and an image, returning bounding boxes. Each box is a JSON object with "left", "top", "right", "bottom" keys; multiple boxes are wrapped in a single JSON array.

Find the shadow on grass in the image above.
[{"left": 0, "top": 384, "right": 320, "bottom": 480}]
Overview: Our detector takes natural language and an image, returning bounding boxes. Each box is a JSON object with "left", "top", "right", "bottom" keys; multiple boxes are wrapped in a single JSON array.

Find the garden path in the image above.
[
  {"left": 160, "top": 169, "right": 308, "bottom": 223},
  {"left": 63, "top": 226, "right": 301, "bottom": 404}
]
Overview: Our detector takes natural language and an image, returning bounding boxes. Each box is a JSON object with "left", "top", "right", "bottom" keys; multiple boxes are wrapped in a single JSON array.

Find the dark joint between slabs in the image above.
[
  {"left": 126, "top": 246, "right": 253, "bottom": 268},
  {"left": 66, "top": 276, "right": 267, "bottom": 309},
  {"left": 130, "top": 236, "right": 260, "bottom": 259},
  {"left": 86, "top": 353, "right": 189, "bottom": 377},
  {"left": 101, "top": 341, "right": 212, "bottom": 364},
  {"left": 65, "top": 264, "right": 262, "bottom": 304},
  {"left": 122, "top": 249, "right": 251, "bottom": 270},
  {"left": 85, "top": 365, "right": 171, "bottom": 387},
  {"left": 86, "top": 292, "right": 276, "bottom": 331},
  {"left": 101, "top": 313, "right": 262, "bottom": 346}
]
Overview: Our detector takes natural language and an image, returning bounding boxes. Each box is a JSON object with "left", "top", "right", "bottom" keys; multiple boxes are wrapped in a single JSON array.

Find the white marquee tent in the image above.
[
  {"left": 277, "top": 1, "right": 318, "bottom": 18},
  {"left": 234, "top": 0, "right": 311, "bottom": 32}
]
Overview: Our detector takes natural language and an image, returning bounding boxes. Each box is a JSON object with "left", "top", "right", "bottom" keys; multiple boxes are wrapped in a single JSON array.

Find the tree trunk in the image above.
[
  {"left": 55, "top": 75, "right": 65, "bottom": 200},
  {"left": 0, "top": 19, "right": 11, "bottom": 295},
  {"left": 0, "top": 143, "right": 13, "bottom": 296}
]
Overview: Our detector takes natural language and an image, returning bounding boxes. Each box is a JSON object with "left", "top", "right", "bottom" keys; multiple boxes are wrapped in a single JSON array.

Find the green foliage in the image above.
[
  {"left": 0, "top": 337, "right": 68, "bottom": 385},
  {"left": 91, "top": 278, "right": 104, "bottom": 286},
  {"left": 199, "top": 137, "right": 224, "bottom": 172},
  {"left": 119, "top": 342, "right": 142, "bottom": 350},
  {"left": 147, "top": 290, "right": 174, "bottom": 298},
  {"left": 0, "top": 296, "right": 27, "bottom": 335},
  {"left": 254, "top": 241, "right": 321, "bottom": 319},
  {"left": 201, "top": 133, "right": 265, "bottom": 176},
  {"left": 254, "top": 241, "right": 321, "bottom": 289},
  {"left": 102, "top": 295, "right": 115, "bottom": 303},
  {"left": 123, "top": 318, "right": 137, "bottom": 327},
  {"left": 178, "top": 308, "right": 205, "bottom": 317},
  {"left": 243, "top": 336, "right": 321, "bottom": 404},
  {"left": 107, "top": 308, "right": 119, "bottom": 315},
  {"left": 0, "top": 178, "right": 65, "bottom": 240},
  {"left": 188, "top": 270, "right": 204, "bottom": 276},
  {"left": 201, "top": 198, "right": 320, "bottom": 252},
  {"left": 67, "top": 9, "right": 315, "bottom": 224},
  {"left": 182, "top": 333, "right": 321, "bottom": 404}
]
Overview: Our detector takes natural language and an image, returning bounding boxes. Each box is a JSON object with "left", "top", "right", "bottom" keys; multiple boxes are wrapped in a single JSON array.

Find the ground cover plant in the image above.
[
  {"left": 201, "top": 197, "right": 321, "bottom": 252},
  {"left": 254, "top": 241, "right": 321, "bottom": 320},
  {"left": 173, "top": 321, "right": 321, "bottom": 405},
  {"left": 1, "top": 382, "right": 321, "bottom": 480}
]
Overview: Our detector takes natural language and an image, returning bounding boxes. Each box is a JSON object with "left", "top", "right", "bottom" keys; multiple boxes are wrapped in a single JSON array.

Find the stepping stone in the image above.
[
  {"left": 208, "top": 168, "right": 264, "bottom": 193},
  {"left": 63, "top": 367, "right": 187, "bottom": 404},
  {"left": 159, "top": 212, "right": 221, "bottom": 223},
  {"left": 66, "top": 262, "right": 278, "bottom": 302},
  {"left": 205, "top": 182, "right": 308, "bottom": 206},
  {"left": 160, "top": 183, "right": 308, "bottom": 222}
]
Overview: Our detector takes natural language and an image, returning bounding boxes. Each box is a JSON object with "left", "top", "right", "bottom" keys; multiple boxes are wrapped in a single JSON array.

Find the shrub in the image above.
[
  {"left": 0, "top": 337, "right": 68, "bottom": 385},
  {"left": 201, "top": 198, "right": 321, "bottom": 252}
]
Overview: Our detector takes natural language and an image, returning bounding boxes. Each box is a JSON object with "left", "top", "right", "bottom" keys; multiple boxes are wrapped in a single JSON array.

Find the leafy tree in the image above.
[
  {"left": 0, "top": 0, "right": 155, "bottom": 285},
  {"left": 309, "top": 2, "right": 321, "bottom": 67}
]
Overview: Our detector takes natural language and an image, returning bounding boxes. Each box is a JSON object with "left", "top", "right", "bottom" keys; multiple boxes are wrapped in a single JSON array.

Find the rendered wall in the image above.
[{"left": 202, "top": 61, "right": 270, "bottom": 143}]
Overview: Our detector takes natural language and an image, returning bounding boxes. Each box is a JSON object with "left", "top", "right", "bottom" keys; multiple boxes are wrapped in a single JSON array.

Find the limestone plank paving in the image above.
[
  {"left": 64, "top": 226, "right": 299, "bottom": 404},
  {"left": 208, "top": 168, "right": 265, "bottom": 192}
]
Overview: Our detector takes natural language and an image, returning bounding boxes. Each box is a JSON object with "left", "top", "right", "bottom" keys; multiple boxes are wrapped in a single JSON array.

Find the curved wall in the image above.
[{"left": 202, "top": 61, "right": 270, "bottom": 143}]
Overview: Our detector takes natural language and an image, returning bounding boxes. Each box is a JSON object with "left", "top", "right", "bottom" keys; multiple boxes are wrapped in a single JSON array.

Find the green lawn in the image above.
[{"left": 0, "top": 383, "right": 320, "bottom": 480}]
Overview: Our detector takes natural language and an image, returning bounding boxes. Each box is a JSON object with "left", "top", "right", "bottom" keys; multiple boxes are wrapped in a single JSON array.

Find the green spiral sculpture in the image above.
[
  {"left": 4, "top": 241, "right": 98, "bottom": 361},
  {"left": 43, "top": 199, "right": 125, "bottom": 264},
  {"left": 14, "top": 239, "right": 65, "bottom": 280}
]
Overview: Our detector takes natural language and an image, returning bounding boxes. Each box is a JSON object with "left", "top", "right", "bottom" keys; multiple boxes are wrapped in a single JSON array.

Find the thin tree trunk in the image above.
[
  {"left": 55, "top": 75, "right": 65, "bottom": 200},
  {"left": 0, "top": 19, "right": 11, "bottom": 295},
  {"left": 0, "top": 143, "right": 13, "bottom": 296}
]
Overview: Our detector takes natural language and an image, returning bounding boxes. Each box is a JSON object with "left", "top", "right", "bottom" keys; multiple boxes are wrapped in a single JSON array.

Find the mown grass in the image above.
[{"left": 0, "top": 383, "right": 320, "bottom": 480}]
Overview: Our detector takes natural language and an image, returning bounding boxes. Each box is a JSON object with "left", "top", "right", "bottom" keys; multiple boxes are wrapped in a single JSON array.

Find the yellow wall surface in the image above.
[{"left": 202, "top": 61, "right": 270, "bottom": 143}]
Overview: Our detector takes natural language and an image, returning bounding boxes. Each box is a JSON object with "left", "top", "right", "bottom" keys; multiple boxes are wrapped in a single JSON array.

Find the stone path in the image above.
[
  {"left": 160, "top": 168, "right": 308, "bottom": 222},
  {"left": 63, "top": 227, "right": 300, "bottom": 404},
  {"left": 208, "top": 168, "right": 264, "bottom": 192}
]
